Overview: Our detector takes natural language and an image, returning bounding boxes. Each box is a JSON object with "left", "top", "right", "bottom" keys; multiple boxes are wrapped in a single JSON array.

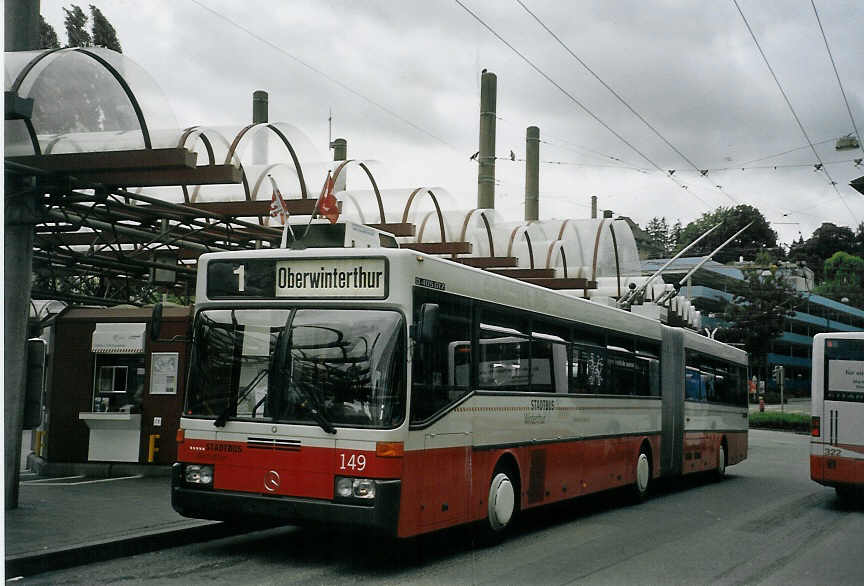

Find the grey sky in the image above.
[{"left": 41, "top": 0, "right": 864, "bottom": 244}]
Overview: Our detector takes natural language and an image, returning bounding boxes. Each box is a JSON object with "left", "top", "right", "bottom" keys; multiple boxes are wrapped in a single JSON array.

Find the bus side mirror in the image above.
[
  {"left": 415, "top": 303, "right": 440, "bottom": 343},
  {"left": 150, "top": 302, "right": 163, "bottom": 342}
]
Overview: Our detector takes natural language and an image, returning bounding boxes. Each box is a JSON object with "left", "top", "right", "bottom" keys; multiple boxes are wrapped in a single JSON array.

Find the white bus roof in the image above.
[{"left": 196, "top": 247, "right": 746, "bottom": 362}]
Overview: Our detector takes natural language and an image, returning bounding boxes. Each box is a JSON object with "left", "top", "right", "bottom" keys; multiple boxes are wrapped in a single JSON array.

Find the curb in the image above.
[{"left": 5, "top": 521, "right": 251, "bottom": 578}]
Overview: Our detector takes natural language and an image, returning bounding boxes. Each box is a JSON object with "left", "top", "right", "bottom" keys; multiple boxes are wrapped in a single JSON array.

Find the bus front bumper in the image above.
[{"left": 171, "top": 463, "right": 401, "bottom": 536}]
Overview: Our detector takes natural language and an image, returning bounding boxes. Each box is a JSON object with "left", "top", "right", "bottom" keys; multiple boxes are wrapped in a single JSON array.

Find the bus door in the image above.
[
  {"left": 822, "top": 338, "right": 864, "bottom": 485},
  {"left": 420, "top": 430, "right": 472, "bottom": 528}
]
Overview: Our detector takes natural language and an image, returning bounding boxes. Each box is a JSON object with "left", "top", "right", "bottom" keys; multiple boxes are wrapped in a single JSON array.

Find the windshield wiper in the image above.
[
  {"left": 214, "top": 368, "right": 267, "bottom": 427},
  {"left": 292, "top": 379, "right": 337, "bottom": 434},
  {"left": 272, "top": 312, "right": 337, "bottom": 435}
]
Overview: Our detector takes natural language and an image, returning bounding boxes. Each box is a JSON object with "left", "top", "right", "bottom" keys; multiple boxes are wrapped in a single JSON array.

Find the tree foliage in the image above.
[
  {"left": 645, "top": 216, "right": 672, "bottom": 257},
  {"left": 63, "top": 5, "right": 92, "bottom": 47},
  {"left": 812, "top": 251, "right": 864, "bottom": 308},
  {"left": 90, "top": 5, "right": 122, "bottom": 52},
  {"left": 722, "top": 268, "right": 803, "bottom": 377},
  {"left": 788, "top": 222, "right": 861, "bottom": 281},
  {"left": 40, "top": 15, "right": 60, "bottom": 49},
  {"left": 677, "top": 205, "right": 777, "bottom": 263}
]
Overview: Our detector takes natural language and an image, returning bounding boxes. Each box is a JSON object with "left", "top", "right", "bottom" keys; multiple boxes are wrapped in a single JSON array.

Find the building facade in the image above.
[{"left": 642, "top": 257, "right": 864, "bottom": 396}]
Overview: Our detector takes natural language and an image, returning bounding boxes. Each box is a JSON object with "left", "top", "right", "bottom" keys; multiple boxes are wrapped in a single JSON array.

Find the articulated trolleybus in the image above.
[
  {"left": 811, "top": 332, "right": 864, "bottom": 501},
  {"left": 172, "top": 246, "right": 748, "bottom": 538}
]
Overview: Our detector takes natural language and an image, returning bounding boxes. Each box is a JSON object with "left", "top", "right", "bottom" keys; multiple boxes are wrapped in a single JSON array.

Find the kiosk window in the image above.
[{"left": 92, "top": 354, "right": 145, "bottom": 413}]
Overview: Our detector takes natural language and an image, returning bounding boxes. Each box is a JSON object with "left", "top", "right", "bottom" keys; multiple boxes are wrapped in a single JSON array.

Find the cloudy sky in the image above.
[{"left": 41, "top": 0, "right": 864, "bottom": 245}]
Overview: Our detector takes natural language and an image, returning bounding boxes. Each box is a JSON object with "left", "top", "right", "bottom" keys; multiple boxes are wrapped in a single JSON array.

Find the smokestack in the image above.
[
  {"left": 478, "top": 70, "right": 497, "bottom": 209},
  {"left": 591, "top": 196, "right": 598, "bottom": 219},
  {"left": 525, "top": 126, "right": 540, "bottom": 221},
  {"left": 331, "top": 138, "right": 347, "bottom": 192},
  {"left": 252, "top": 90, "right": 268, "bottom": 165}
]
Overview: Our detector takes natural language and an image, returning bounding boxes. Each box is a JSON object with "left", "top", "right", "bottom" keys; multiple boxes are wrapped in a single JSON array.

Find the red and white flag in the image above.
[
  {"left": 315, "top": 171, "right": 340, "bottom": 224},
  {"left": 269, "top": 175, "right": 289, "bottom": 225}
]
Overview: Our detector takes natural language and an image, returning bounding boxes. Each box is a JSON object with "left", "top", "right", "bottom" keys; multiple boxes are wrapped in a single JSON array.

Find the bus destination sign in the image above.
[
  {"left": 275, "top": 258, "right": 386, "bottom": 298},
  {"left": 207, "top": 257, "right": 388, "bottom": 299}
]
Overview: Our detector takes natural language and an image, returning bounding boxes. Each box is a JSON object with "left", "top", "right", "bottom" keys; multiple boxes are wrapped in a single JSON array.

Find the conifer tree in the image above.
[
  {"left": 63, "top": 5, "right": 91, "bottom": 47},
  {"left": 40, "top": 15, "right": 60, "bottom": 49},
  {"left": 90, "top": 5, "right": 122, "bottom": 52}
]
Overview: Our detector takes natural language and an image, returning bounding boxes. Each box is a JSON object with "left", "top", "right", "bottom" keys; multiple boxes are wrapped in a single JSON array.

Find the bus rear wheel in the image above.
[
  {"left": 714, "top": 443, "right": 727, "bottom": 480},
  {"left": 632, "top": 448, "right": 651, "bottom": 502}
]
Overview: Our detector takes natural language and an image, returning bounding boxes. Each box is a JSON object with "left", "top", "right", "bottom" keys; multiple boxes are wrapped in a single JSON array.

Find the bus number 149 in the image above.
[{"left": 339, "top": 453, "right": 366, "bottom": 472}]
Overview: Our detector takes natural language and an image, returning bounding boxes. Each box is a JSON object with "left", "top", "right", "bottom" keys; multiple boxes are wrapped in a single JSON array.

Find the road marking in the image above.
[
  {"left": 21, "top": 474, "right": 143, "bottom": 486},
  {"left": 21, "top": 475, "right": 85, "bottom": 483}
]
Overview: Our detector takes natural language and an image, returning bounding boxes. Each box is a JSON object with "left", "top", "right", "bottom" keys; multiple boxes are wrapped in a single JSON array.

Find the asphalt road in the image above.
[{"left": 22, "top": 429, "right": 863, "bottom": 585}]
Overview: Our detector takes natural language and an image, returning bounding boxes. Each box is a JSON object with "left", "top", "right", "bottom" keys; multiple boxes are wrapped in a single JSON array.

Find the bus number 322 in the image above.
[{"left": 339, "top": 453, "right": 367, "bottom": 471}]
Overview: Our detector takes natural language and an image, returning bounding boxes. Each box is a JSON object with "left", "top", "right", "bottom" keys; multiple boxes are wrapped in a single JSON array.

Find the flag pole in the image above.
[{"left": 302, "top": 170, "right": 330, "bottom": 241}]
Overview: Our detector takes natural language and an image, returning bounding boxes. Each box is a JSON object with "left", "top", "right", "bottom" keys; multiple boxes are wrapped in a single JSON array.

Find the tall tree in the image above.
[
  {"left": 90, "top": 5, "right": 122, "bottom": 52},
  {"left": 677, "top": 204, "right": 777, "bottom": 263},
  {"left": 669, "top": 219, "right": 682, "bottom": 254},
  {"left": 645, "top": 216, "right": 672, "bottom": 257},
  {"left": 812, "top": 251, "right": 864, "bottom": 308},
  {"left": 63, "top": 5, "right": 91, "bottom": 47},
  {"left": 722, "top": 268, "right": 803, "bottom": 378},
  {"left": 787, "top": 222, "right": 857, "bottom": 282},
  {"left": 40, "top": 15, "right": 60, "bottom": 49}
]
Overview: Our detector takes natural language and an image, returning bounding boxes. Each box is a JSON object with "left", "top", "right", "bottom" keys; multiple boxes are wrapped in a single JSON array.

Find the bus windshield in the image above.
[{"left": 185, "top": 308, "right": 406, "bottom": 429}]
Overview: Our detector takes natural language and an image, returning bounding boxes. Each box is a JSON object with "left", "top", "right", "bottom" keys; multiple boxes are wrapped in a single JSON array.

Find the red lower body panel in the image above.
[
  {"left": 811, "top": 453, "right": 864, "bottom": 487},
  {"left": 397, "top": 435, "right": 661, "bottom": 538},
  {"left": 681, "top": 431, "right": 747, "bottom": 476}
]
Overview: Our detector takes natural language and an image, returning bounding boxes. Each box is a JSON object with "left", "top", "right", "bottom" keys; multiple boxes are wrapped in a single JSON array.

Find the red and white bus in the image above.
[
  {"left": 811, "top": 332, "right": 864, "bottom": 502},
  {"left": 171, "top": 246, "right": 748, "bottom": 538}
]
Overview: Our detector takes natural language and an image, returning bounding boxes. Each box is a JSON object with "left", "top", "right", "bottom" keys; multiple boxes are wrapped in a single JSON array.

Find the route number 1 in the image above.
[{"left": 233, "top": 264, "right": 245, "bottom": 292}]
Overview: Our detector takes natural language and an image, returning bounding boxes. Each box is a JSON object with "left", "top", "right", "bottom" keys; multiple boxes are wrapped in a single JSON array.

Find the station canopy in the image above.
[{"left": 5, "top": 48, "right": 649, "bottom": 307}]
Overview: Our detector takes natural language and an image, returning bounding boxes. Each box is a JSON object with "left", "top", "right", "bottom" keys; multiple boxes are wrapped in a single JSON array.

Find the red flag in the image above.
[
  {"left": 268, "top": 176, "right": 288, "bottom": 225},
  {"left": 315, "top": 171, "right": 339, "bottom": 224}
]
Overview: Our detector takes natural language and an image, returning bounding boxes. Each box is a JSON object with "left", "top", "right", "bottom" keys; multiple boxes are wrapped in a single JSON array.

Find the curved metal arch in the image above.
[
  {"left": 402, "top": 187, "right": 446, "bottom": 244},
  {"left": 178, "top": 126, "right": 229, "bottom": 204},
  {"left": 22, "top": 118, "right": 41, "bottom": 156},
  {"left": 338, "top": 191, "right": 368, "bottom": 224},
  {"left": 12, "top": 47, "right": 152, "bottom": 150},
  {"left": 332, "top": 160, "right": 385, "bottom": 224},
  {"left": 10, "top": 48, "right": 64, "bottom": 94},
  {"left": 557, "top": 218, "right": 573, "bottom": 241},
  {"left": 44, "top": 134, "right": 86, "bottom": 155},
  {"left": 177, "top": 126, "right": 217, "bottom": 164},
  {"left": 545, "top": 241, "right": 569, "bottom": 278},
  {"left": 225, "top": 123, "right": 308, "bottom": 201},
  {"left": 76, "top": 49, "right": 152, "bottom": 149},
  {"left": 591, "top": 218, "right": 607, "bottom": 282},
  {"left": 458, "top": 209, "right": 496, "bottom": 256},
  {"left": 507, "top": 225, "right": 535, "bottom": 269},
  {"left": 609, "top": 222, "right": 622, "bottom": 297}
]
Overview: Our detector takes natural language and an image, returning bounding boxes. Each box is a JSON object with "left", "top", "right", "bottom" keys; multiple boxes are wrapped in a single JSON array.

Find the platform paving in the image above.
[{"left": 5, "top": 461, "right": 251, "bottom": 578}]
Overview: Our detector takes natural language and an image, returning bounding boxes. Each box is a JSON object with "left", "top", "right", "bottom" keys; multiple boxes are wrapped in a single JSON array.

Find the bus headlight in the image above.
[
  {"left": 184, "top": 464, "right": 214, "bottom": 486},
  {"left": 334, "top": 476, "right": 376, "bottom": 500}
]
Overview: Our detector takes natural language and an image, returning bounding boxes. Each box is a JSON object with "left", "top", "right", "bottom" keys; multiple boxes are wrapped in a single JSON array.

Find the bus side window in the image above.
[
  {"left": 685, "top": 367, "right": 701, "bottom": 401},
  {"left": 572, "top": 345, "right": 606, "bottom": 394},
  {"left": 410, "top": 288, "right": 472, "bottom": 423}
]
